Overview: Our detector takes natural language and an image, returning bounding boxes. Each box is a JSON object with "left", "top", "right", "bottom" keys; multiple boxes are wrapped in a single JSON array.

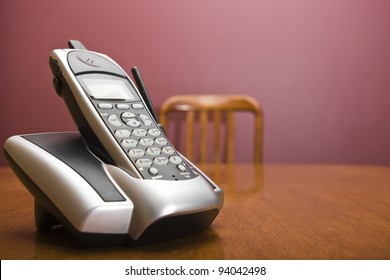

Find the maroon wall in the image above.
[{"left": 1, "top": 0, "right": 390, "bottom": 165}]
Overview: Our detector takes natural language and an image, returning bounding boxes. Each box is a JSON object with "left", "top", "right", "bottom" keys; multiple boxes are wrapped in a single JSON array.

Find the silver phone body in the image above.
[
  {"left": 4, "top": 132, "right": 223, "bottom": 245},
  {"left": 3, "top": 46, "right": 224, "bottom": 245}
]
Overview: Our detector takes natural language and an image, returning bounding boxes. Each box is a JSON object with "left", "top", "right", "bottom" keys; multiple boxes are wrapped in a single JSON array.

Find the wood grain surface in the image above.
[{"left": 1, "top": 164, "right": 389, "bottom": 259}]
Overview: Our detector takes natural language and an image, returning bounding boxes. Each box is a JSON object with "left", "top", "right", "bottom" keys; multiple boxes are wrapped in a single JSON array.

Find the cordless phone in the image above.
[
  {"left": 49, "top": 43, "right": 196, "bottom": 180},
  {"left": 3, "top": 40, "right": 223, "bottom": 246}
]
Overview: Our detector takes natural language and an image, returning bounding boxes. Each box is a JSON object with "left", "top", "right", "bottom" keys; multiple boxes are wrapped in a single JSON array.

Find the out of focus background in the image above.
[{"left": 1, "top": 0, "right": 390, "bottom": 166}]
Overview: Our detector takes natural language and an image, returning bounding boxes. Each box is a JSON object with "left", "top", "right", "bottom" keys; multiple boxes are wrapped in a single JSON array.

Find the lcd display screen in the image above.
[{"left": 83, "top": 78, "right": 136, "bottom": 100}]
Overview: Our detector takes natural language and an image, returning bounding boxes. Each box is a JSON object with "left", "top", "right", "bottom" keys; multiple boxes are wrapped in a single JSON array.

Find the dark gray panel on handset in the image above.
[{"left": 67, "top": 50, "right": 126, "bottom": 76}]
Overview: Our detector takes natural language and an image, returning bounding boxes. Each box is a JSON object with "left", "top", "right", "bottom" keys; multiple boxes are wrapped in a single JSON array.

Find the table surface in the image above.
[{"left": 0, "top": 163, "right": 389, "bottom": 260}]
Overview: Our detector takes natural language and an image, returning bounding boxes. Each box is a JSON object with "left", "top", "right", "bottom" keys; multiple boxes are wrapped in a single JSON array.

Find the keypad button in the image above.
[
  {"left": 139, "top": 138, "right": 154, "bottom": 146},
  {"left": 148, "top": 167, "right": 159, "bottom": 176},
  {"left": 139, "top": 114, "right": 152, "bottom": 126},
  {"left": 162, "top": 147, "right": 175, "bottom": 155},
  {"left": 146, "top": 147, "right": 161, "bottom": 156},
  {"left": 116, "top": 104, "right": 130, "bottom": 110},
  {"left": 121, "top": 139, "right": 137, "bottom": 148},
  {"left": 126, "top": 119, "right": 141, "bottom": 127},
  {"left": 132, "top": 103, "right": 144, "bottom": 110},
  {"left": 155, "top": 137, "right": 168, "bottom": 146},
  {"left": 114, "top": 129, "right": 131, "bottom": 138},
  {"left": 154, "top": 157, "right": 169, "bottom": 165},
  {"left": 133, "top": 128, "right": 147, "bottom": 137},
  {"left": 108, "top": 115, "right": 123, "bottom": 127},
  {"left": 135, "top": 158, "right": 152, "bottom": 168},
  {"left": 98, "top": 103, "right": 113, "bottom": 109},
  {"left": 169, "top": 156, "right": 182, "bottom": 164},
  {"left": 128, "top": 149, "right": 145, "bottom": 157},
  {"left": 148, "top": 128, "right": 161, "bottom": 137},
  {"left": 121, "top": 112, "right": 136, "bottom": 119},
  {"left": 177, "top": 164, "right": 186, "bottom": 172}
]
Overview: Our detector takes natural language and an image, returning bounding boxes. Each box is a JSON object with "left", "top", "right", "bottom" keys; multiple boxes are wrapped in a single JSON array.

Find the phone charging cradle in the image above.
[{"left": 4, "top": 132, "right": 223, "bottom": 246}]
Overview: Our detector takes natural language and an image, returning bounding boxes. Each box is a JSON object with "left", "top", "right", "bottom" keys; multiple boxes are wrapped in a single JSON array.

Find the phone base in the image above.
[{"left": 4, "top": 132, "right": 223, "bottom": 246}]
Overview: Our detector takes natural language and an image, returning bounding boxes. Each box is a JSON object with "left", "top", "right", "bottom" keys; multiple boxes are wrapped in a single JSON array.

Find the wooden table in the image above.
[{"left": 0, "top": 164, "right": 389, "bottom": 260}]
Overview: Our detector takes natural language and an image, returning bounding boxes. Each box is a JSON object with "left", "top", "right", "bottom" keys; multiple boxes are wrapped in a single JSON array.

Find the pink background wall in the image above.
[{"left": 1, "top": 0, "right": 390, "bottom": 166}]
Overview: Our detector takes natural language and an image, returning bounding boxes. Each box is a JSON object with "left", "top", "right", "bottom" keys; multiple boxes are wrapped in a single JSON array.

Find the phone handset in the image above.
[{"left": 49, "top": 40, "right": 197, "bottom": 180}]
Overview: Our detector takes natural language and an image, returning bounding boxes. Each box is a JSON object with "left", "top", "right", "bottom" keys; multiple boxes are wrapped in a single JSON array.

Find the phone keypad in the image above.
[{"left": 94, "top": 101, "right": 196, "bottom": 180}]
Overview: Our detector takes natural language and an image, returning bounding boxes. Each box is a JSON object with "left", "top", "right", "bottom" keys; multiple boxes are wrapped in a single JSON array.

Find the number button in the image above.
[
  {"left": 128, "top": 149, "right": 145, "bottom": 158},
  {"left": 133, "top": 128, "right": 147, "bottom": 137},
  {"left": 148, "top": 128, "right": 161, "bottom": 137},
  {"left": 155, "top": 137, "right": 168, "bottom": 146},
  {"left": 139, "top": 138, "right": 154, "bottom": 147},
  {"left": 154, "top": 157, "right": 169, "bottom": 165},
  {"left": 114, "top": 129, "right": 130, "bottom": 138},
  {"left": 146, "top": 147, "right": 161, "bottom": 156},
  {"left": 135, "top": 158, "right": 152, "bottom": 168},
  {"left": 169, "top": 156, "right": 182, "bottom": 164},
  {"left": 121, "top": 139, "right": 137, "bottom": 148},
  {"left": 162, "top": 147, "right": 175, "bottom": 155}
]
